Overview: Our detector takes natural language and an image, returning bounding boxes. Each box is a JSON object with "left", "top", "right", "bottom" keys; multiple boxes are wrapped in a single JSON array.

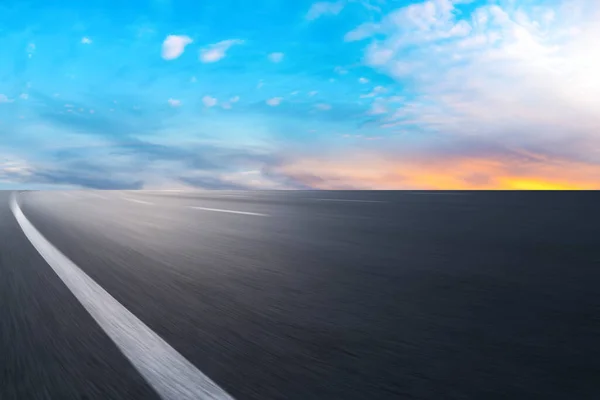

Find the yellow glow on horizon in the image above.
[{"left": 278, "top": 154, "right": 600, "bottom": 190}]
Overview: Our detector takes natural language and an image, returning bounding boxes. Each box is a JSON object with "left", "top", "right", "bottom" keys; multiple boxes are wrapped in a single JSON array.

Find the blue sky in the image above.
[{"left": 1, "top": 0, "right": 599, "bottom": 190}]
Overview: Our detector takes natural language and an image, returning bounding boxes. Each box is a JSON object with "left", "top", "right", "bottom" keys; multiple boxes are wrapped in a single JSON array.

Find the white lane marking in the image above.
[
  {"left": 10, "top": 194, "right": 234, "bottom": 400},
  {"left": 311, "top": 198, "right": 386, "bottom": 203},
  {"left": 122, "top": 197, "right": 154, "bottom": 205},
  {"left": 189, "top": 206, "right": 268, "bottom": 217}
]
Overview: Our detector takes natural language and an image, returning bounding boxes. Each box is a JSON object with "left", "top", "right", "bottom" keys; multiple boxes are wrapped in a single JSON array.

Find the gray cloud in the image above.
[{"left": 179, "top": 176, "right": 252, "bottom": 190}]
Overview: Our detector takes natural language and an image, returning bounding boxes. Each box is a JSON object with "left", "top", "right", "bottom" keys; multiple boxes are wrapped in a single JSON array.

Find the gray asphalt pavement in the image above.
[{"left": 1, "top": 190, "right": 600, "bottom": 399}]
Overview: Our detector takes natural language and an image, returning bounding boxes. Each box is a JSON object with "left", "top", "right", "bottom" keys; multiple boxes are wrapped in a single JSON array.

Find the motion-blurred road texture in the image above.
[{"left": 1, "top": 190, "right": 599, "bottom": 399}]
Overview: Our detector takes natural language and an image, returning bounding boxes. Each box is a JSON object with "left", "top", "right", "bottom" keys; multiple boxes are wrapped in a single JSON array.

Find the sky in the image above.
[{"left": 0, "top": 0, "right": 599, "bottom": 190}]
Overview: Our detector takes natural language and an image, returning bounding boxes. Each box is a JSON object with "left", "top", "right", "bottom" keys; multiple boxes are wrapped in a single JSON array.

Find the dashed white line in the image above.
[
  {"left": 188, "top": 206, "right": 268, "bottom": 217},
  {"left": 122, "top": 197, "right": 154, "bottom": 205},
  {"left": 311, "top": 198, "right": 387, "bottom": 203},
  {"left": 10, "top": 194, "right": 234, "bottom": 400}
]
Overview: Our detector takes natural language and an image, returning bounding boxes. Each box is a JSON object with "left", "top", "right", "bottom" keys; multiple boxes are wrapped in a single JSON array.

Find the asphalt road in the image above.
[{"left": 1, "top": 190, "right": 599, "bottom": 399}]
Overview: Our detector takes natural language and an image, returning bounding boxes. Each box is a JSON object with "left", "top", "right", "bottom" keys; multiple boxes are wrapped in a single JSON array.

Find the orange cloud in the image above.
[{"left": 276, "top": 153, "right": 600, "bottom": 190}]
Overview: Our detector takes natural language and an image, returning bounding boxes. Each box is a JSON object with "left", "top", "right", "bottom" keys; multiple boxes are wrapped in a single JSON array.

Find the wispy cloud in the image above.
[
  {"left": 167, "top": 98, "right": 181, "bottom": 107},
  {"left": 307, "top": 1, "right": 345, "bottom": 21},
  {"left": 268, "top": 52, "right": 284, "bottom": 63},
  {"left": 200, "top": 39, "right": 244, "bottom": 63},
  {"left": 202, "top": 95, "right": 217, "bottom": 107},
  {"left": 161, "top": 35, "right": 192, "bottom": 60},
  {"left": 266, "top": 97, "right": 283, "bottom": 106},
  {"left": 348, "top": 0, "right": 600, "bottom": 156},
  {"left": 81, "top": 37, "right": 92, "bottom": 44}
]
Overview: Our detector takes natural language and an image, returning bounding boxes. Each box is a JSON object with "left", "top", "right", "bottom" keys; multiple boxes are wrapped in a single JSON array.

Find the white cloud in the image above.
[
  {"left": 202, "top": 95, "right": 217, "bottom": 107},
  {"left": 308, "top": 90, "right": 319, "bottom": 96},
  {"left": 221, "top": 102, "right": 232, "bottom": 109},
  {"left": 334, "top": 66, "right": 348, "bottom": 75},
  {"left": 162, "top": 35, "right": 192, "bottom": 60},
  {"left": 19, "top": 93, "right": 28, "bottom": 100},
  {"left": 359, "top": 77, "right": 369, "bottom": 84},
  {"left": 168, "top": 98, "right": 181, "bottom": 107},
  {"left": 81, "top": 37, "right": 92, "bottom": 44},
  {"left": 230, "top": 96, "right": 240, "bottom": 103},
  {"left": 0, "top": 94, "right": 13, "bottom": 103},
  {"left": 307, "top": 1, "right": 345, "bottom": 21},
  {"left": 316, "top": 103, "right": 332, "bottom": 111},
  {"left": 200, "top": 39, "right": 243, "bottom": 63},
  {"left": 348, "top": 0, "right": 600, "bottom": 157},
  {"left": 268, "top": 52, "right": 285, "bottom": 63},
  {"left": 368, "top": 101, "right": 387, "bottom": 115},
  {"left": 266, "top": 97, "right": 283, "bottom": 106},
  {"left": 360, "top": 85, "right": 387, "bottom": 98}
]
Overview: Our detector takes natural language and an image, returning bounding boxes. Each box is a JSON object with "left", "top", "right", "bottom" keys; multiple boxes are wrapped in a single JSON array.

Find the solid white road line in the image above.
[
  {"left": 10, "top": 195, "right": 234, "bottom": 400},
  {"left": 122, "top": 197, "right": 154, "bottom": 205},
  {"left": 189, "top": 206, "right": 268, "bottom": 217},
  {"left": 311, "top": 198, "right": 386, "bottom": 203}
]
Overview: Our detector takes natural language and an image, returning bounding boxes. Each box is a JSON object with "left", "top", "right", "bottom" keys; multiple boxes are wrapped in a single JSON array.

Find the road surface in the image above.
[{"left": 1, "top": 190, "right": 599, "bottom": 399}]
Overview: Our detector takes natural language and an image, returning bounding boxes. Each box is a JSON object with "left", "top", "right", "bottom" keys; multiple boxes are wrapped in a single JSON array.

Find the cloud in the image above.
[
  {"left": 19, "top": 93, "right": 29, "bottom": 100},
  {"left": 308, "top": 91, "right": 318, "bottom": 96},
  {"left": 161, "top": 35, "right": 193, "bottom": 60},
  {"left": 347, "top": 0, "right": 600, "bottom": 159},
  {"left": 168, "top": 98, "right": 181, "bottom": 107},
  {"left": 266, "top": 97, "right": 283, "bottom": 106},
  {"left": 316, "top": 103, "right": 332, "bottom": 111},
  {"left": 0, "top": 94, "right": 13, "bottom": 103},
  {"left": 179, "top": 175, "right": 251, "bottom": 190},
  {"left": 200, "top": 39, "right": 243, "bottom": 63},
  {"left": 271, "top": 148, "right": 600, "bottom": 190},
  {"left": 307, "top": 1, "right": 345, "bottom": 21},
  {"left": 358, "top": 77, "right": 369, "bottom": 84},
  {"left": 268, "top": 52, "right": 285, "bottom": 63},
  {"left": 202, "top": 95, "right": 217, "bottom": 107},
  {"left": 230, "top": 96, "right": 240, "bottom": 103},
  {"left": 368, "top": 101, "right": 386, "bottom": 115},
  {"left": 31, "top": 169, "right": 144, "bottom": 190},
  {"left": 360, "top": 86, "right": 387, "bottom": 98},
  {"left": 81, "top": 37, "right": 92, "bottom": 44}
]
